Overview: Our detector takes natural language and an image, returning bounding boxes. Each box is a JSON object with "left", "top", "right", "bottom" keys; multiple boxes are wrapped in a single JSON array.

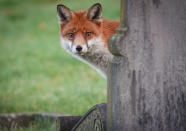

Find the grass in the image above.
[{"left": 0, "top": 0, "right": 120, "bottom": 117}]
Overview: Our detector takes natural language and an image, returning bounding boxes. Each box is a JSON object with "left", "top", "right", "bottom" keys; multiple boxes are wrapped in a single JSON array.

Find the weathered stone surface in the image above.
[
  {"left": 0, "top": 113, "right": 36, "bottom": 129},
  {"left": 108, "top": 0, "right": 186, "bottom": 131},
  {"left": 72, "top": 103, "right": 106, "bottom": 131},
  {"left": 57, "top": 116, "right": 81, "bottom": 131},
  {"left": 0, "top": 113, "right": 81, "bottom": 130},
  {"left": 0, "top": 104, "right": 107, "bottom": 131}
]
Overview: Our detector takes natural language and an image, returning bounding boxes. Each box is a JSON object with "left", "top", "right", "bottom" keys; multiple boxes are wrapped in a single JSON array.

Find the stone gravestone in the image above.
[
  {"left": 108, "top": 0, "right": 186, "bottom": 131},
  {"left": 71, "top": 103, "right": 106, "bottom": 131},
  {"left": 0, "top": 104, "right": 106, "bottom": 131}
]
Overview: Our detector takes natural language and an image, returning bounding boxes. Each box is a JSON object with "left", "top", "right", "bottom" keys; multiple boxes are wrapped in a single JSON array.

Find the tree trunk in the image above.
[{"left": 107, "top": 0, "right": 186, "bottom": 130}]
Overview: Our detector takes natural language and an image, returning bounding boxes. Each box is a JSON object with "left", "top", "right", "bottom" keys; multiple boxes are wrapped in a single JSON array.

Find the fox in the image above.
[{"left": 57, "top": 3, "right": 120, "bottom": 78}]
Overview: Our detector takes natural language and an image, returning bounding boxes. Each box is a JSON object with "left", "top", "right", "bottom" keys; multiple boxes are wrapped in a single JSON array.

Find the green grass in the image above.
[{"left": 0, "top": 0, "right": 120, "bottom": 116}]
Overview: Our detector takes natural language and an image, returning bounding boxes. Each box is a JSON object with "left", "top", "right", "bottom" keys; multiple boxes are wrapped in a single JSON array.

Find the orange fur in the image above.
[{"left": 60, "top": 10, "right": 120, "bottom": 47}]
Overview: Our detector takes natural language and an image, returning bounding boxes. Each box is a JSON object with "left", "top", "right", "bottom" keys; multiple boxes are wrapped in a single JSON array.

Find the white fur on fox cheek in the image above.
[
  {"left": 72, "top": 45, "right": 77, "bottom": 53},
  {"left": 88, "top": 37, "right": 104, "bottom": 48},
  {"left": 87, "top": 37, "right": 104, "bottom": 47},
  {"left": 82, "top": 44, "right": 88, "bottom": 53},
  {"left": 60, "top": 37, "right": 72, "bottom": 53}
]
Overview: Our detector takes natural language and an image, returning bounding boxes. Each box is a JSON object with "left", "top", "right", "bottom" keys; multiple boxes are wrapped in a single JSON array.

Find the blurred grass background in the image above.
[{"left": 0, "top": 0, "right": 120, "bottom": 115}]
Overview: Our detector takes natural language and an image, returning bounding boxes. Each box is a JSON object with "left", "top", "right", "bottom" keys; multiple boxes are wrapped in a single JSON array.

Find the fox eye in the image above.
[
  {"left": 68, "top": 33, "right": 74, "bottom": 38},
  {"left": 85, "top": 32, "right": 91, "bottom": 37}
]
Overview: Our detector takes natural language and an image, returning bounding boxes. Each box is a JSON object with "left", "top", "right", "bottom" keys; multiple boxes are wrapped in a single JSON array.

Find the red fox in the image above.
[{"left": 57, "top": 3, "right": 120, "bottom": 78}]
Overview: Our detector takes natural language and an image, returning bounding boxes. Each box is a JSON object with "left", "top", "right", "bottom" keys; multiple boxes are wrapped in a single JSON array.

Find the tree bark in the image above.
[{"left": 107, "top": 0, "right": 186, "bottom": 131}]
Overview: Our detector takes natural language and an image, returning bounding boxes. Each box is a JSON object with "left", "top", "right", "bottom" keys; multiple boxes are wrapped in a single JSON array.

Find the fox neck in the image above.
[
  {"left": 79, "top": 43, "right": 112, "bottom": 78},
  {"left": 71, "top": 37, "right": 112, "bottom": 78}
]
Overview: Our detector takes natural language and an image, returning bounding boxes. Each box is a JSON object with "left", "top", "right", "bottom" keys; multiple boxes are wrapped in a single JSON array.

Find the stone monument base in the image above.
[{"left": 0, "top": 103, "right": 106, "bottom": 131}]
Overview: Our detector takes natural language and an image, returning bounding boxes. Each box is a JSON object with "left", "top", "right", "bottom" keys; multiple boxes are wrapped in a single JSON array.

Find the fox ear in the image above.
[
  {"left": 87, "top": 3, "right": 102, "bottom": 22},
  {"left": 57, "top": 4, "right": 72, "bottom": 24}
]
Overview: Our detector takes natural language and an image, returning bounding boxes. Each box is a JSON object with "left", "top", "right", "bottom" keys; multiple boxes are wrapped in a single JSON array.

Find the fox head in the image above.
[{"left": 57, "top": 3, "right": 104, "bottom": 55}]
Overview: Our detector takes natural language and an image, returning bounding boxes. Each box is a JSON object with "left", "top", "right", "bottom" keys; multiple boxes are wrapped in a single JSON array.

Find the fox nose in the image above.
[{"left": 76, "top": 45, "right": 82, "bottom": 52}]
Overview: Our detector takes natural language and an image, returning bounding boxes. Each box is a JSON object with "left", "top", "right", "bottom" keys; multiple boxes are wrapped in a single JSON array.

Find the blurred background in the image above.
[{"left": 0, "top": 0, "right": 120, "bottom": 115}]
